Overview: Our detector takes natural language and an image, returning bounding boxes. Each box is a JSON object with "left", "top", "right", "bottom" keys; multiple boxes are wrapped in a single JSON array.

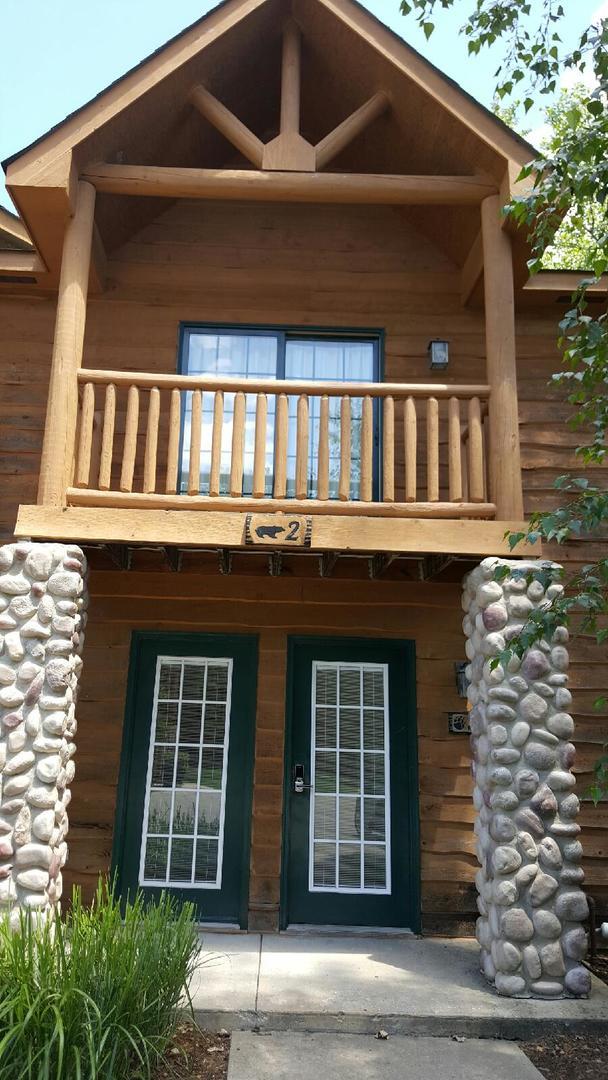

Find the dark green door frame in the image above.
[
  {"left": 281, "top": 635, "right": 420, "bottom": 932},
  {"left": 112, "top": 631, "right": 258, "bottom": 928}
]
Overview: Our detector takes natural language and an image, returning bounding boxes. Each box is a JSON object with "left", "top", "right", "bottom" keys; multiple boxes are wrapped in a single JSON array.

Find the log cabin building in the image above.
[{"left": 0, "top": 0, "right": 606, "bottom": 964}]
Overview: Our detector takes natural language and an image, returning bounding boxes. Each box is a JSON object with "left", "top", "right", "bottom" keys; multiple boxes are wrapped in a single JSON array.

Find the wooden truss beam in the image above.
[
  {"left": 315, "top": 92, "right": 389, "bottom": 170},
  {"left": 263, "top": 21, "right": 314, "bottom": 170},
  {"left": 82, "top": 164, "right": 497, "bottom": 205},
  {"left": 190, "top": 85, "right": 264, "bottom": 168},
  {"left": 368, "top": 553, "right": 398, "bottom": 579},
  {"left": 319, "top": 551, "right": 340, "bottom": 577},
  {"left": 418, "top": 553, "right": 454, "bottom": 581},
  {"left": 218, "top": 548, "right": 233, "bottom": 575},
  {"left": 164, "top": 546, "right": 182, "bottom": 571}
]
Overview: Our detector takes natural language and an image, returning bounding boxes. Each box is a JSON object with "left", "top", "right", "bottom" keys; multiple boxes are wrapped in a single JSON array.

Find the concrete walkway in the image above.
[
  {"left": 190, "top": 932, "right": 608, "bottom": 1039},
  {"left": 227, "top": 1033, "right": 547, "bottom": 1080}
]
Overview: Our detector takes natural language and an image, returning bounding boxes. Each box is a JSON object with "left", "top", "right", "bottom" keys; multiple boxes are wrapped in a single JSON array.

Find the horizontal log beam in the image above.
[
  {"left": 77, "top": 368, "right": 491, "bottom": 399},
  {"left": 66, "top": 488, "right": 497, "bottom": 519},
  {"left": 15, "top": 504, "right": 538, "bottom": 557},
  {"left": 82, "top": 164, "right": 498, "bottom": 205}
]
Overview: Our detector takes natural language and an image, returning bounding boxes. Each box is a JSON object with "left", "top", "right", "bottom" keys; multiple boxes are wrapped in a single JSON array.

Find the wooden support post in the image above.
[
  {"left": 280, "top": 21, "right": 301, "bottom": 134},
  {"left": 481, "top": 194, "right": 524, "bottom": 519},
  {"left": 37, "top": 181, "right": 96, "bottom": 506}
]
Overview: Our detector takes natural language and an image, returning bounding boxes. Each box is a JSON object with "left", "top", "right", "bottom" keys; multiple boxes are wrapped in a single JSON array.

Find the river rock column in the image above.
[
  {"left": 462, "top": 558, "right": 590, "bottom": 999},
  {"left": 0, "top": 542, "right": 87, "bottom": 926}
]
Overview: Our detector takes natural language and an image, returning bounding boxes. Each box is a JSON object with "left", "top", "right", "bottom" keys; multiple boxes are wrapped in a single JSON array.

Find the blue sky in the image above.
[{"left": 0, "top": 0, "right": 604, "bottom": 212}]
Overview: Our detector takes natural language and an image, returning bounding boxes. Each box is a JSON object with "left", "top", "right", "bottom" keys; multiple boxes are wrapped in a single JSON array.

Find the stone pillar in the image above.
[
  {"left": 0, "top": 541, "right": 87, "bottom": 926},
  {"left": 463, "top": 558, "right": 590, "bottom": 999}
]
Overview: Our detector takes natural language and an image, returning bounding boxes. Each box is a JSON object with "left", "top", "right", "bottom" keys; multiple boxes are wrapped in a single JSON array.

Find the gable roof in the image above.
[{"left": 2, "top": 0, "right": 535, "bottom": 177}]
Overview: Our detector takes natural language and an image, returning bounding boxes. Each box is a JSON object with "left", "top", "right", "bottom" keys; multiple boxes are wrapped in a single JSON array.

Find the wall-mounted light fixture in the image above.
[{"left": 428, "top": 339, "right": 449, "bottom": 371}]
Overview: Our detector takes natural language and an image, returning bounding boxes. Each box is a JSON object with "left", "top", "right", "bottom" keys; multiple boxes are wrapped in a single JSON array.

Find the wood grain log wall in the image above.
[{"left": 0, "top": 199, "right": 605, "bottom": 929}]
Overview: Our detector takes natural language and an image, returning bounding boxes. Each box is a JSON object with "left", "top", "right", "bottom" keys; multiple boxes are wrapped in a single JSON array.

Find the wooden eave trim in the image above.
[
  {"left": 4, "top": 0, "right": 270, "bottom": 188},
  {"left": 525, "top": 272, "right": 608, "bottom": 295},
  {"left": 303, "top": 0, "right": 534, "bottom": 170},
  {"left": 0, "top": 251, "right": 45, "bottom": 275},
  {"left": 0, "top": 206, "right": 33, "bottom": 247}
]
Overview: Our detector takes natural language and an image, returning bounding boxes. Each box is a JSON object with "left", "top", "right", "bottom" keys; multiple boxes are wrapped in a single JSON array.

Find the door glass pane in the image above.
[
  {"left": 309, "top": 662, "right": 391, "bottom": 895},
  {"left": 285, "top": 340, "right": 375, "bottom": 499},
  {"left": 140, "top": 657, "right": 232, "bottom": 889},
  {"left": 181, "top": 332, "right": 278, "bottom": 496}
]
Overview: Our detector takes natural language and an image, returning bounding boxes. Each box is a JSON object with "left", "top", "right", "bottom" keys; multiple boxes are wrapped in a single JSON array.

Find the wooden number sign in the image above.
[{"left": 245, "top": 513, "right": 312, "bottom": 547}]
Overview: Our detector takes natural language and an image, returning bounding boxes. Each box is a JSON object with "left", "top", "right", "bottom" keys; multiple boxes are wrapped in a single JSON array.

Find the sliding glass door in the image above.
[{"left": 179, "top": 326, "right": 380, "bottom": 499}]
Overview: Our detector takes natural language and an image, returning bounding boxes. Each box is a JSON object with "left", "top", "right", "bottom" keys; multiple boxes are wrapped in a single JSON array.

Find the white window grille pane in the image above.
[
  {"left": 363, "top": 710, "right": 384, "bottom": 750},
  {"left": 175, "top": 747, "right": 199, "bottom": 788},
  {"left": 315, "top": 751, "right": 337, "bottom": 793},
  {"left": 313, "top": 842, "right": 336, "bottom": 887},
  {"left": 152, "top": 746, "right": 175, "bottom": 788},
  {"left": 148, "top": 791, "right": 171, "bottom": 834},
  {"left": 158, "top": 664, "right": 181, "bottom": 700},
  {"left": 338, "top": 796, "right": 360, "bottom": 841},
  {"left": 364, "top": 798, "right": 386, "bottom": 842},
  {"left": 170, "top": 838, "right": 194, "bottom": 882},
  {"left": 183, "top": 664, "right": 206, "bottom": 700},
  {"left": 339, "top": 708, "right": 360, "bottom": 749},
  {"left": 338, "top": 844, "right": 361, "bottom": 889},
  {"left": 309, "top": 662, "right": 390, "bottom": 895},
  {"left": 155, "top": 702, "right": 178, "bottom": 743},
  {"left": 314, "top": 795, "right": 336, "bottom": 840},
  {"left": 198, "top": 792, "right": 222, "bottom": 837},
  {"left": 200, "top": 747, "right": 224, "bottom": 790},
  {"left": 179, "top": 701, "right": 203, "bottom": 744},
  {"left": 195, "top": 839, "right": 219, "bottom": 882},
  {"left": 316, "top": 667, "right": 337, "bottom": 706},
  {"left": 206, "top": 665, "right": 229, "bottom": 702},
  {"left": 144, "top": 837, "right": 168, "bottom": 881},
  {"left": 364, "top": 845, "right": 387, "bottom": 890},
  {"left": 140, "top": 657, "right": 232, "bottom": 889},
  {"left": 204, "top": 703, "right": 227, "bottom": 745},
  {"left": 339, "top": 667, "right": 360, "bottom": 707},
  {"left": 364, "top": 754, "right": 385, "bottom": 795},
  {"left": 172, "top": 791, "right": 197, "bottom": 835},
  {"left": 339, "top": 752, "right": 360, "bottom": 794},
  {"left": 315, "top": 707, "right": 337, "bottom": 748}
]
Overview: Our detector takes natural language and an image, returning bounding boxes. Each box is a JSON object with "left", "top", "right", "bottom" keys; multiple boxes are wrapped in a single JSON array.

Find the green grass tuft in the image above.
[{"left": 0, "top": 879, "right": 199, "bottom": 1079}]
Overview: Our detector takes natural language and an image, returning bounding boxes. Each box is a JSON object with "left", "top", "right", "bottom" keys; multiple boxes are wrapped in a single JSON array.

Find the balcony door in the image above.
[{"left": 178, "top": 325, "right": 380, "bottom": 499}]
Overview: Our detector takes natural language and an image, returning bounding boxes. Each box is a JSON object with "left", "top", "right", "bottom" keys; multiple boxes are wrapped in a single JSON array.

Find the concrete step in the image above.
[
  {"left": 227, "top": 1033, "right": 547, "bottom": 1080},
  {"left": 190, "top": 932, "right": 608, "bottom": 1040}
]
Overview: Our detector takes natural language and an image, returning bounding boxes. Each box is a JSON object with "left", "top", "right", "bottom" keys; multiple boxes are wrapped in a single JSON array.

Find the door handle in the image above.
[{"left": 293, "top": 763, "right": 312, "bottom": 794}]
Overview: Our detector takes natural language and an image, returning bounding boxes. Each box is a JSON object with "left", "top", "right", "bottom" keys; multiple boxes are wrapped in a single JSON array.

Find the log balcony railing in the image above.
[{"left": 66, "top": 369, "right": 494, "bottom": 519}]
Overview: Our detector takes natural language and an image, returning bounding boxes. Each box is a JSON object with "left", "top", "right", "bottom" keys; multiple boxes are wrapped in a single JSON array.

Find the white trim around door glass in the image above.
[
  {"left": 308, "top": 660, "right": 391, "bottom": 895},
  {"left": 138, "top": 655, "right": 233, "bottom": 890}
]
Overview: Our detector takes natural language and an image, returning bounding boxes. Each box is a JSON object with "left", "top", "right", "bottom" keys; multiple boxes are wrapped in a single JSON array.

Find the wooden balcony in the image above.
[
  {"left": 69, "top": 370, "right": 493, "bottom": 517},
  {"left": 16, "top": 368, "right": 536, "bottom": 557}
]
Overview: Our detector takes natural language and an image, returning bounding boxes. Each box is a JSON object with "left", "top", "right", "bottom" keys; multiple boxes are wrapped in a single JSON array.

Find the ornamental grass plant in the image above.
[{"left": 0, "top": 879, "right": 199, "bottom": 1080}]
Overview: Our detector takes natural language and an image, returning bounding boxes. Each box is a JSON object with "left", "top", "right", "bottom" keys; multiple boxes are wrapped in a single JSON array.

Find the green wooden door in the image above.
[
  {"left": 282, "top": 637, "right": 419, "bottom": 930},
  {"left": 113, "top": 632, "right": 257, "bottom": 927}
]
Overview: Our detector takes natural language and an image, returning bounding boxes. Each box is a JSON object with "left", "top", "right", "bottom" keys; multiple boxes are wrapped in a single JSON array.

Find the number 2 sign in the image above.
[{"left": 245, "top": 514, "right": 312, "bottom": 547}]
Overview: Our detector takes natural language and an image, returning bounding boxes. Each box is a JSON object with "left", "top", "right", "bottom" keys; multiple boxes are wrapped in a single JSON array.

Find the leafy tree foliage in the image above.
[{"left": 401, "top": 0, "right": 608, "bottom": 798}]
